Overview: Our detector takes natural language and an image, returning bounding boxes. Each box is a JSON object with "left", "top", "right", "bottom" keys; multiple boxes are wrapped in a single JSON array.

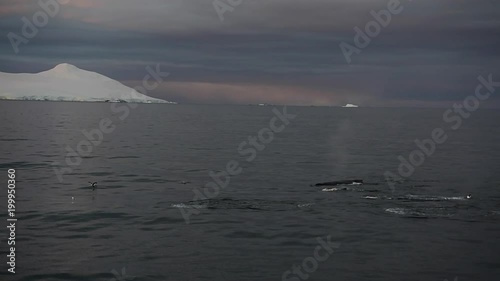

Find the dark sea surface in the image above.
[{"left": 0, "top": 101, "right": 499, "bottom": 281}]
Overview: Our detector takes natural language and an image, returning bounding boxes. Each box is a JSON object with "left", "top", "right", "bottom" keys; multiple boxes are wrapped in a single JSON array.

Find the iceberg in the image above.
[
  {"left": 0, "top": 63, "right": 175, "bottom": 104},
  {"left": 342, "top": 103, "right": 359, "bottom": 108}
]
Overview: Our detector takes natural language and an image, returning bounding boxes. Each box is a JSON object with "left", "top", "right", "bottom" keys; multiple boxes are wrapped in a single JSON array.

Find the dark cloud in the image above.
[{"left": 0, "top": 0, "right": 499, "bottom": 106}]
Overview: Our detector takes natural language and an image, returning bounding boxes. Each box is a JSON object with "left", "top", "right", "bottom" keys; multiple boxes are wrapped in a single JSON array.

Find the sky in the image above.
[{"left": 1, "top": 0, "right": 499, "bottom": 106}]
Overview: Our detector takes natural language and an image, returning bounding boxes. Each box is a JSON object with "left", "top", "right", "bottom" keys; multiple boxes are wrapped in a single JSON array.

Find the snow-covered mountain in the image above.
[{"left": 0, "top": 63, "right": 174, "bottom": 103}]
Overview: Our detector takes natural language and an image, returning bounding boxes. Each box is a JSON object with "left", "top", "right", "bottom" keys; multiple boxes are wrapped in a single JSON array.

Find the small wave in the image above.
[
  {"left": 385, "top": 207, "right": 428, "bottom": 218},
  {"left": 171, "top": 203, "right": 206, "bottom": 209},
  {"left": 321, "top": 187, "right": 355, "bottom": 192},
  {"left": 489, "top": 211, "right": 500, "bottom": 216},
  {"left": 349, "top": 182, "right": 363, "bottom": 186},
  {"left": 411, "top": 184, "right": 432, "bottom": 188},
  {"left": 385, "top": 208, "right": 407, "bottom": 215},
  {"left": 0, "top": 138, "right": 29, "bottom": 142},
  {"left": 441, "top": 196, "right": 468, "bottom": 201},
  {"left": 385, "top": 207, "right": 454, "bottom": 218},
  {"left": 313, "top": 179, "right": 363, "bottom": 187},
  {"left": 297, "top": 203, "right": 315, "bottom": 208},
  {"left": 172, "top": 198, "right": 297, "bottom": 211},
  {"left": 108, "top": 155, "right": 140, "bottom": 159},
  {"left": 399, "top": 195, "right": 469, "bottom": 201},
  {"left": 87, "top": 171, "right": 114, "bottom": 176},
  {"left": 0, "top": 161, "right": 48, "bottom": 169},
  {"left": 363, "top": 196, "right": 378, "bottom": 200},
  {"left": 322, "top": 187, "right": 340, "bottom": 192}
]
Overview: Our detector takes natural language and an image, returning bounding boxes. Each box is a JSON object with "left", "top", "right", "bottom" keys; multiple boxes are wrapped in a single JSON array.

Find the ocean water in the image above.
[{"left": 0, "top": 101, "right": 499, "bottom": 281}]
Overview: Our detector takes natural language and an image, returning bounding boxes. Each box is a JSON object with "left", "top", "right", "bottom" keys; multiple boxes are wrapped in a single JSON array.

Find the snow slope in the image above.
[
  {"left": 0, "top": 63, "right": 174, "bottom": 103},
  {"left": 342, "top": 103, "right": 359, "bottom": 108}
]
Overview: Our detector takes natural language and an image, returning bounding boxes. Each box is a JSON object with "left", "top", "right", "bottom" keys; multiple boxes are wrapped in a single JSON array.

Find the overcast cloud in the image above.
[{"left": 1, "top": 0, "right": 499, "bottom": 106}]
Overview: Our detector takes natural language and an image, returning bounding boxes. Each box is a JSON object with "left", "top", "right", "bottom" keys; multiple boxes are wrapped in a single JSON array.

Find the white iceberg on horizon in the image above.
[
  {"left": 342, "top": 103, "right": 359, "bottom": 108},
  {"left": 0, "top": 63, "right": 175, "bottom": 104}
]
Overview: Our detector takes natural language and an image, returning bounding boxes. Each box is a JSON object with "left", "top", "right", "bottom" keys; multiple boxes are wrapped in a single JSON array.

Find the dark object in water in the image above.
[
  {"left": 312, "top": 179, "right": 363, "bottom": 187},
  {"left": 88, "top": 181, "right": 97, "bottom": 191}
]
